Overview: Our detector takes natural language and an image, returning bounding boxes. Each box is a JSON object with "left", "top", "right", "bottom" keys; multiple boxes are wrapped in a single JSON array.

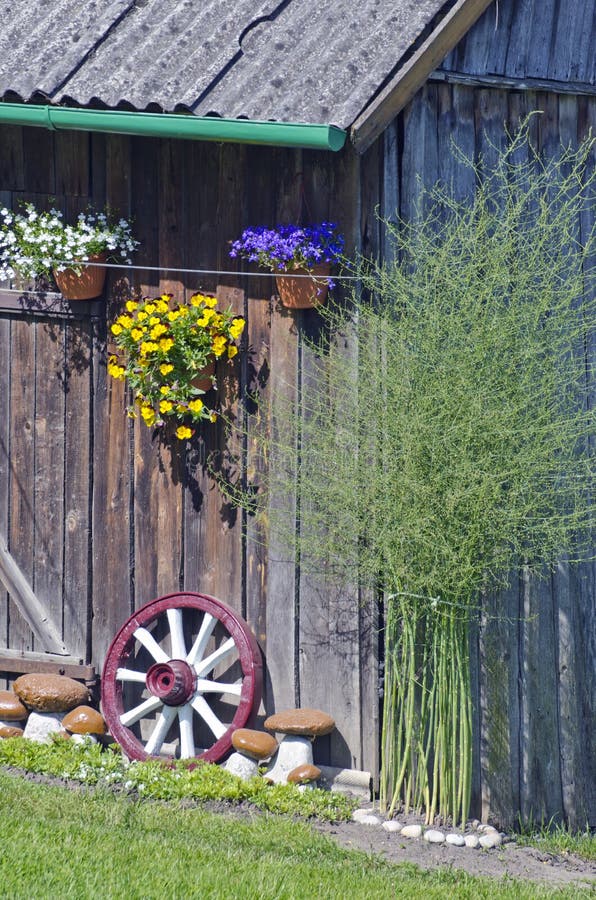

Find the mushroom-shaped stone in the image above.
[
  {"left": 264, "top": 708, "right": 335, "bottom": 784},
  {"left": 62, "top": 706, "right": 107, "bottom": 735},
  {"left": 14, "top": 674, "right": 89, "bottom": 713},
  {"left": 225, "top": 729, "right": 279, "bottom": 781},
  {"left": 0, "top": 690, "right": 28, "bottom": 721},
  {"left": 287, "top": 763, "right": 321, "bottom": 790},
  {"left": 0, "top": 724, "right": 24, "bottom": 738}
]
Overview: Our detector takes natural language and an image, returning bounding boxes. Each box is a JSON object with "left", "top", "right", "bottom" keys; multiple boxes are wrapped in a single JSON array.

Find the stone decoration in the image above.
[
  {"left": 446, "top": 833, "right": 466, "bottom": 846},
  {"left": 400, "top": 824, "right": 423, "bottom": 838},
  {"left": 479, "top": 832, "right": 503, "bottom": 848},
  {"left": 464, "top": 834, "right": 480, "bottom": 848},
  {"left": 62, "top": 706, "right": 107, "bottom": 735},
  {"left": 424, "top": 829, "right": 446, "bottom": 843},
  {"left": 287, "top": 763, "right": 321, "bottom": 785},
  {"left": 231, "top": 728, "right": 278, "bottom": 760},
  {"left": 0, "top": 690, "right": 28, "bottom": 720},
  {"left": 22, "top": 711, "right": 64, "bottom": 743},
  {"left": 382, "top": 820, "right": 402, "bottom": 833},
  {"left": 224, "top": 751, "right": 260, "bottom": 781},
  {"left": 264, "top": 708, "right": 335, "bottom": 785},
  {"left": 14, "top": 674, "right": 89, "bottom": 712},
  {"left": 0, "top": 724, "right": 24, "bottom": 738}
]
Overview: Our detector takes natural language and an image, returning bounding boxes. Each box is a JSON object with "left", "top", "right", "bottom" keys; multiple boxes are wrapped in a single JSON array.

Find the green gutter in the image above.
[{"left": 0, "top": 102, "right": 346, "bottom": 151}]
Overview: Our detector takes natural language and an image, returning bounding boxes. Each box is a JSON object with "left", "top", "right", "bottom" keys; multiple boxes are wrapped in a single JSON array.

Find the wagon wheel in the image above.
[{"left": 101, "top": 592, "right": 262, "bottom": 762}]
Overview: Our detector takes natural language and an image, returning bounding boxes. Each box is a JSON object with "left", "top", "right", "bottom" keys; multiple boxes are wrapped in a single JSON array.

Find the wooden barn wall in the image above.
[
  {"left": 0, "top": 125, "right": 379, "bottom": 777},
  {"left": 382, "top": 83, "right": 595, "bottom": 828}
]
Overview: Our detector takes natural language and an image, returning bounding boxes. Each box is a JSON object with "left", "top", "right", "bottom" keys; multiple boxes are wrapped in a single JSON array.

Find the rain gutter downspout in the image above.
[{"left": 0, "top": 102, "right": 347, "bottom": 151}]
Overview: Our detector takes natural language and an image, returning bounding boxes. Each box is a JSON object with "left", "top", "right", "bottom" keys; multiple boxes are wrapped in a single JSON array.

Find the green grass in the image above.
[
  {"left": 0, "top": 772, "right": 589, "bottom": 900},
  {"left": 516, "top": 822, "right": 596, "bottom": 862}
]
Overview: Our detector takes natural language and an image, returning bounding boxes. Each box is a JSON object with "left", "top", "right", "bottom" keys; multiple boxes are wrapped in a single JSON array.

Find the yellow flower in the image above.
[
  {"left": 159, "top": 363, "right": 174, "bottom": 376},
  {"left": 150, "top": 323, "right": 167, "bottom": 339},
  {"left": 140, "top": 341, "right": 159, "bottom": 355},
  {"left": 190, "top": 294, "right": 204, "bottom": 307},
  {"left": 156, "top": 299, "right": 169, "bottom": 314},
  {"left": 209, "top": 412, "right": 217, "bottom": 423},
  {"left": 137, "top": 311, "right": 148, "bottom": 321},
  {"left": 212, "top": 335, "right": 227, "bottom": 357},
  {"left": 179, "top": 305, "right": 189, "bottom": 317},
  {"left": 176, "top": 405, "right": 186, "bottom": 414},
  {"left": 188, "top": 398, "right": 203, "bottom": 414},
  {"left": 227, "top": 344, "right": 238, "bottom": 359},
  {"left": 159, "top": 338, "right": 174, "bottom": 352},
  {"left": 229, "top": 318, "right": 245, "bottom": 340},
  {"left": 126, "top": 300, "right": 139, "bottom": 312},
  {"left": 149, "top": 316, "right": 160, "bottom": 326},
  {"left": 116, "top": 315, "right": 133, "bottom": 329},
  {"left": 140, "top": 405, "right": 156, "bottom": 426},
  {"left": 107, "top": 358, "right": 126, "bottom": 379},
  {"left": 167, "top": 310, "right": 180, "bottom": 322},
  {"left": 203, "top": 296, "right": 218, "bottom": 308},
  {"left": 159, "top": 400, "right": 173, "bottom": 413},
  {"left": 176, "top": 425, "right": 193, "bottom": 440},
  {"left": 145, "top": 303, "right": 156, "bottom": 314},
  {"left": 131, "top": 328, "right": 143, "bottom": 341},
  {"left": 110, "top": 323, "right": 123, "bottom": 335},
  {"left": 159, "top": 385, "right": 170, "bottom": 395}
]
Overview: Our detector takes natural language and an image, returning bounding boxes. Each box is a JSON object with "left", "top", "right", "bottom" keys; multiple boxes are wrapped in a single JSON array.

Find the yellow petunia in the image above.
[
  {"left": 212, "top": 335, "right": 227, "bottom": 357},
  {"left": 227, "top": 344, "right": 238, "bottom": 359},
  {"left": 229, "top": 318, "right": 245, "bottom": 340},
  {"left": 159, "top": 338, "right": 174, "bottom": 352},
  {"left": 159, "top": 400, "right": 173, "bottom": 413},
  {"left": 176, "top": 425, "right": 193, "bottom": 440},
  {"left": 159, "top": 363, "right": 174, "bottom": 376},
  {"left": 188, "top": 398, "right": 203, "bottom": 414}
]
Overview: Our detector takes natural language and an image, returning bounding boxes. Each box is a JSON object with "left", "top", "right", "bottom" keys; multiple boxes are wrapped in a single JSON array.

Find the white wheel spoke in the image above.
[
  {"left": 190, "top": 694, "right": 227, "bottom": 739},
  {"left": 178, "top": 704, "right": 196, "bottom": 758},
  {"left": 167, "top": 608, "right": 187, "bottom": 659},
  {"left": 186, "top": 613, "right": 216, "bottom": 667},
  {"left": 120, "top": 695, "right": 162, "bottom": 727},
  {"left": 194, "top": 637, "right": 237, "bottom": 677},
  {"left": 196, "top": 678, "right": 243, "bottom": 697},
  {"left": 144, "top": 706, "right": 177, "bottom": 755},
  {"left": 116, "top": 668, "right": 148, "bottom": 684},
  {"left": 133, "top": 627, "right": 169, "bottom": 663}
]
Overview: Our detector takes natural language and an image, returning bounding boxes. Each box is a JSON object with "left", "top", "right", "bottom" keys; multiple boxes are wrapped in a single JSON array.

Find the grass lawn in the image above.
[{"left": 0, "top": 773, "right": 587, "bottom": 900}]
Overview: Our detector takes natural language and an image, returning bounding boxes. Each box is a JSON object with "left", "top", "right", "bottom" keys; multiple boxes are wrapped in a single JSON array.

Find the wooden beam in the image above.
[
  {"left": 0, "top": 537, "right": 68, "bottom": 655},
  {"left": 0, "top": 290, "right": 104, "bottom": 319},
  {"left": 430, "top": 68, "right": 596, "bottom": 98},
  {"left": 350, "top": 0, "right": 495, "bottom": 154},
  {"left": 0, "top": 648, "right": 95, "bottom": 682}
]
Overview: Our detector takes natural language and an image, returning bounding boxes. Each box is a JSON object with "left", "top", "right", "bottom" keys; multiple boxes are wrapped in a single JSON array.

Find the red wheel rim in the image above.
[{"left": 101, "top": 592, "right": 262, "bottom": 763}]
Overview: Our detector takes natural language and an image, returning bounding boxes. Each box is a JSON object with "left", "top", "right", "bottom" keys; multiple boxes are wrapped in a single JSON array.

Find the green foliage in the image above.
[
  {"left": 516, "top": 816, "right": 596, "bottom": 861},
  {"left": 0, "top": 772, "right": 582, "bottom": 899},
  {"left": 229, "top": 124, "right": 595, "bottom": 826},
  {"left": 0, "top": 737, "right": 355, "bottom": 822}
]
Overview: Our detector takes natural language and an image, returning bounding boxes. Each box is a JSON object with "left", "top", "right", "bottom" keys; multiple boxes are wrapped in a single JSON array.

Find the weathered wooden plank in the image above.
[
  {"left": 130, "top": 136, "right": 160, "bottom": 297},
  {"left": 0, "top": 125, "right": 24, "bottom": 191},
  {"left": 400, "top": 84, "right": 439, "bottom": 221},
  {"left": 54, "top": 131, "right": 90, "bottom": 198},
  {"left": 183, "top": 140, "right": 220, "bottom": 297},
  {"left": 22, "top": 126, "right": 55, "bottom": 196},
  {"left": 0, "top": 538, "right": 67, "bottom": 655},
  {"left": 34, "top": 317, "right": 66, "bottom": 651},
  {"left": 0, "top": 648, "right": 94, "bottom": 680},
  {"left": 0, "top": 290, "right": 103, "bottom": 318},
  {"left": 62, "top": 319, "right": 93, "bottom": 662},
  {"left": 8, "top": 319, "right": 36, "bottom": 652},
  {"left": 0, "top": 314, "right": 9, "bottom": 676}
]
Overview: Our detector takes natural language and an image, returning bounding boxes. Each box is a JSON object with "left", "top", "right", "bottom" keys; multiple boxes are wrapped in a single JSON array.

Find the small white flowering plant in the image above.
[{"left": 0, "top": 202, "right": 138, "bottom": 282}]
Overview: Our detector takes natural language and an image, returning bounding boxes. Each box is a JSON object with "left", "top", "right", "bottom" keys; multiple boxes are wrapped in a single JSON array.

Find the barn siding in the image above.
[{"left": 0, "top": 75, "right": 593, "bottom": 825}]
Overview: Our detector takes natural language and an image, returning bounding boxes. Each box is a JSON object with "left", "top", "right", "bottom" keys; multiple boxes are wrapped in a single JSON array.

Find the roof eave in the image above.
[{"left": 350, "top": 0, "right": 495, "bottom": 154}]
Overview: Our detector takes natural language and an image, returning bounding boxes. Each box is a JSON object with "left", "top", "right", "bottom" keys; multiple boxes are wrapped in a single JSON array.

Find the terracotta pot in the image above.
[
  {"left": 53, "top": 253, "right": 107, "bottom": 300},
  {"left": 275, "top": 263, "right": 331, "bottom": 309},
  {"left": 191, "top": 357, "right": 216, "bottom": 392}
]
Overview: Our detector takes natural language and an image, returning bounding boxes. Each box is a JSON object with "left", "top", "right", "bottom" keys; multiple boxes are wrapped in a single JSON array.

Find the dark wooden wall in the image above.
[{"left": 0, "top": 78, "right": 593, "bottom": 826}]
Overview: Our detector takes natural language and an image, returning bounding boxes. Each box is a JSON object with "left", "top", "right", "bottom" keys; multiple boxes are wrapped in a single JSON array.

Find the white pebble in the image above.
[
  {"left": 400, "top": 824, "right": 423, "bottom": 839},
  {"left": 352, "top": 808, "right": 376, "bottom": 823},
  {"left": 464, "top": 834, "right": 480, "bottom": 848},
  {"left": 382, "top": 820, "right": 402, "bottom": 833},
  {"left": 446, "top": 833, "right": 466, "bottom": 846},
  {"left": 479, "top": 832, "right": 502, "bottom": 849},
  {"left": 358, "top": 814, "right": 382, "bottom": 826},
  {"left": 470, "top": 819, "right": 480, "bottom": 830},
  {"left": 424, "top": 829, "right": 446, "bottom": 843}
]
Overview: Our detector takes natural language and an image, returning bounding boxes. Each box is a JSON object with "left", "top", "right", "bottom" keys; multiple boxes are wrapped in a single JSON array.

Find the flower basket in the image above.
[
  {"left": 275, "top": 263, "right": 331, "bottom": 309},
  {"left": 191, "top": 357, "right": 216, "bottom": 392},
  {"left": 53, "top": 253, "right": 107, "bottom": 300}
]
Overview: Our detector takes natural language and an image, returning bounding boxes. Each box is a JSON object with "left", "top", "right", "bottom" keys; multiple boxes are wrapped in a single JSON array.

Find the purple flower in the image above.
[{"left": 230, "top": 223, "right": 344, "bottom": 273}]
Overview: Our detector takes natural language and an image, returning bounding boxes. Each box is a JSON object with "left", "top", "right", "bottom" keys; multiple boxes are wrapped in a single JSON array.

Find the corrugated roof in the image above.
[{"left": 0, "top": 0, "right": 448, "bottom": 127}]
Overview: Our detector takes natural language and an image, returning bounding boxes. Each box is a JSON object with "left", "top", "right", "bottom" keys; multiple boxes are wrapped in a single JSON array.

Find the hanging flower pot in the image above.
[
  {"left": 191, "top": 356, "right": 216, "bottom": 392},
  {"left": 53, "top": 253, "right": 107, "bottom": 300},
  {"left": 275, "top": 263, "right": 331, "bottom": 309}
]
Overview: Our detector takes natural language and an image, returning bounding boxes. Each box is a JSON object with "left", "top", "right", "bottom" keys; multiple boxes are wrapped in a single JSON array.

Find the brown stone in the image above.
[
  {"left": 231, "top": 728, "right": 278, "bottom": 760},
  {"left": 0, "top": 690, "right": 28, "bottom": 720},
  {"left": 264, "top": 708, "right": 335, "bottom": 737},
  {"left": 13, "top": 674, "right": 90, "bottom": 713},
  {"left": 0, "top": 724, "right": 24, "bottom": 738},
  {"left": 62, "top": 706, "right": 107, "bottom": 735},
  {"left": 287, "top": 763, "right": 321, "bottom": 784}
]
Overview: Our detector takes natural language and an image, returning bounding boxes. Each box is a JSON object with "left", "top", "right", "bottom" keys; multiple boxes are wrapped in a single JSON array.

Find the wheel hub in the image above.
[{"left": 146, "top": 659, "right": 196, "bottom": 706}]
